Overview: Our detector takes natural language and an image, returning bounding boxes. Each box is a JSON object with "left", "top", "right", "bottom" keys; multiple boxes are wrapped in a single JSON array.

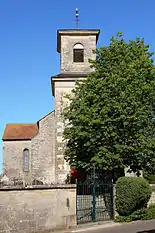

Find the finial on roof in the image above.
[{"left": 76, "top": 8, "right": 79, "bottom": 29}]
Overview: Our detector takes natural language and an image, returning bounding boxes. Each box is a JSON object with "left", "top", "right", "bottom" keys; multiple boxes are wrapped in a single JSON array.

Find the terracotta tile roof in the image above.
[{"left": 2, "top": 124, "right": 39, "bottom": 140}]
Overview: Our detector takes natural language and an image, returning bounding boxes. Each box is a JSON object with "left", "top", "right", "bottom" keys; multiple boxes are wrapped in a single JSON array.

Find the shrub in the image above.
[
  {"left": 143, "top": 171, "right": 155, "bottom": 184},
  {"left": 115, "top": 205, "right": 155, "bottom": 222},
  {"left": 147, "top": 174, "right": 155, "bottom": 184},
  {"left": 143, "top": 204, "right": 155, "bottom": 220},
  {"left": 116, "top": 177, "right": 152, "bottom": 216},
  {"left": 130, "top": 208, "right": 147, "bottom": 221},
  {"left": 115, "top": 215, "right": 132, "bottom": 222}
]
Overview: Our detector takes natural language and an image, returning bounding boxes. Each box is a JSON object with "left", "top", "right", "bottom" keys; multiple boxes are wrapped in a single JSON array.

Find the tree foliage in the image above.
[{"left": 63, "top": 33, "right": 155, "bottom": 173}]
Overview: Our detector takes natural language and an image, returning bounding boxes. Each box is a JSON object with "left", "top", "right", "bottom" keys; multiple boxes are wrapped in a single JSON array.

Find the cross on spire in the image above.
[{"left": 76, "top": 8, "right": 79, "bottom": 29}]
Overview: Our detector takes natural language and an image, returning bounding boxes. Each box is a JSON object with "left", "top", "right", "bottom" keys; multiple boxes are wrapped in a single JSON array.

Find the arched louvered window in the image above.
[
  {"left": 73, "top": 43, "right": 84, "bottom": 62},
  {"left": 23, "top": 148, "right": 29, "bottom": 172}
]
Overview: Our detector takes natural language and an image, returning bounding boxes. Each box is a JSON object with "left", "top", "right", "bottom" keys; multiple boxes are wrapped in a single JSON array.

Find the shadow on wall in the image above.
[{"left": 137, "top": 230, "right": 155, "bottom": 233}]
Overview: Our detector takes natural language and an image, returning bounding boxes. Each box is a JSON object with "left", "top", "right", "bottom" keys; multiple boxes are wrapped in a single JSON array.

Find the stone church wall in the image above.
[
  {"left": 54, "top": 81, "right": 75, "bottom": 183},
  {"left": 31, "top": 112, "right": 56, "bottom": 184},
  {"left": 0, "top": 184, "right": 76, "bottom": 233},
  {"left": 2, "top": 140, "right": 31, "bottom": 182},
  {"left": 61, "top": 35, "right": 96, "bottom": 73}
]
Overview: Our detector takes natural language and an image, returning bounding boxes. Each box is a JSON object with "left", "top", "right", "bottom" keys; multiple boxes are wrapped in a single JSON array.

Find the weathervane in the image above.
[{"left": 76, "top": 8, "right": 79, "bottom": 29}]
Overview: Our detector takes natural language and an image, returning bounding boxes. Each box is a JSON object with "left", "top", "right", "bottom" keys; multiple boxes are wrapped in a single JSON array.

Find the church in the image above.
[{"left": 2, "top": 28, "right": 100, "bottom": 185}]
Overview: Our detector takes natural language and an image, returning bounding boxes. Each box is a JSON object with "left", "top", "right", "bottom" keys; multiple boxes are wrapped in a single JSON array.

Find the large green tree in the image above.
[{"left": 63, "top": 33, "right": 155, "bottom": 175}]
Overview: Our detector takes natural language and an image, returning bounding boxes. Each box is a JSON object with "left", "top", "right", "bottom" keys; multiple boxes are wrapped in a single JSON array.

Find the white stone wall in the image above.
[
  {"left": 31, "top": 112, "right": 56, "bottom": 184},
  {"left": 148, "top": 185, "right": 155, "bottom": 206},
  {"left": 55, "top": 80, "right": 75, "bottom": 115},
  {"left": 124, "top": 167, "right": 143, "bottom": 177},
  {"left": 3, "top": 112, "right": 56, "bottom": 185},
  {"left": 54, "top": 79, "right": 83, "bottom": 183},
  {"left": 2, "top": 140, "right": 31, "bottom": 182},
  {"left": 53, "top": 32, "right": 98, "bottom": 183},
  {"left": 148, "top": 191, "right": 155, "bottom": 206},
  {"left": 60, "top": 35, "right": 96, "bottom": 73},
  {"left": 55, "top": 83, "right": 72, "bottom": 183},
  {"left": 0, "top": 185, "right": 76, "bottom": 233},
  {"left": 54, "top": 34, "right": 97, "bottom": 183}
]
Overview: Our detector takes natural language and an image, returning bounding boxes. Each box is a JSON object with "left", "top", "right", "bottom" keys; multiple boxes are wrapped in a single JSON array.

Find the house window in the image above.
[
  {"left": 23, "top": 149, "right": 29, "bottom": 172},
  {"left": 73, "top": 43, "right": 84, "bottom": 63}
]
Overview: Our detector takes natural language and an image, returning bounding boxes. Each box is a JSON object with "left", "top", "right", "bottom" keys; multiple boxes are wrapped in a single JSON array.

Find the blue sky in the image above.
[{"left": 0, "top": 0, "right": 155, "bottom": 172}]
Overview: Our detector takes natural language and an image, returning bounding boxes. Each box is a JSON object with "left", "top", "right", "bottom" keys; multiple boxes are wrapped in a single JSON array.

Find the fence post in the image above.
[
  {"left": 76, "top": 179, "right": 78, "bottom": 225},
  {"left": 92, "top": 179, "right": 96, "bottom": 222},
  {"left": 113, "top": 184, "right": 118, "bottom": 219},
  {"left": 111, "top": 183, "right": 114, "bottom": 219},
  {"left": 92, "top": 165, "right": 96, "bottom": 222}
]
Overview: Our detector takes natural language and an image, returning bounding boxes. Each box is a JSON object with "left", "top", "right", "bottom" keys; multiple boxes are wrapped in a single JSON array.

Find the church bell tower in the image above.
[
  {"left": 51, "top": 11, "right": 100, "bottom": 183},
  {"left": 52, "top": 28, "right": 100, "bottom": 111},
  {"left": 57, "top": 29, "right": 100, "bottom": 74}
]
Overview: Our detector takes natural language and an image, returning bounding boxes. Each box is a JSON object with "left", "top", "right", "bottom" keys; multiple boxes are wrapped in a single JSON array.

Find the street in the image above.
[{"left": 72, "top": 220, "right": 155, "bottom": 233}]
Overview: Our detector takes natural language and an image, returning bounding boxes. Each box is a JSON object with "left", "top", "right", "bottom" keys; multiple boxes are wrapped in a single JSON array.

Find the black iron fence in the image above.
[{"left": 76, "top": 179, "right": 114, "bottom": 224}]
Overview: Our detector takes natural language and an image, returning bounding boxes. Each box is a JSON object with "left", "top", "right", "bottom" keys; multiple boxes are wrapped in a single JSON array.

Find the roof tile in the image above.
[{"left": 2, "top": 124, "right": 38, "bottom": 140}]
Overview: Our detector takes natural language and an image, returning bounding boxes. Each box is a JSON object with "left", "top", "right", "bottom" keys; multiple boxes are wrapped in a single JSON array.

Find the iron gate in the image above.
[{"left": 76, "top": 179, "right": 114, "bottom": 224}]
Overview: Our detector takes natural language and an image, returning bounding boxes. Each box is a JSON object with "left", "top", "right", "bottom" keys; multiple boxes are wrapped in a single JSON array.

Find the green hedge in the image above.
[
  {"left": 116, "top": 177, "right": 152, "bottom": 216},
  {"left": 143, "top": 171, "right": 155, "bottom": 184},
  {"left": 115, "top": 204, "right": 155, "bottom": 222}
]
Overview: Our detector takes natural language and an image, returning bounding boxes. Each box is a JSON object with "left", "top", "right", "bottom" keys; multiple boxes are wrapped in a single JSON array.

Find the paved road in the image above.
[{"left": 74, "top": 220, "right": 155, "bottom": 233}]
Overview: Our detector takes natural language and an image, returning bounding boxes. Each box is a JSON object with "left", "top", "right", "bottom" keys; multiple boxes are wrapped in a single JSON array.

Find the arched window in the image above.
[
  {"left": 73, "top": 43, "right": 84, "bottom": 63},
  {"left": 23, "top": 149, "right": 29, "bottom": 172}
]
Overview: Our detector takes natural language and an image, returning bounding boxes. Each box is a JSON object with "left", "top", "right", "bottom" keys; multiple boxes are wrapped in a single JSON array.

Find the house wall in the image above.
[
  {"left": 148, "top": 185, "right": 155, "bottom": 206},
  {"left": 0, "top": 185, "right": 76, "bottom": 233}
]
